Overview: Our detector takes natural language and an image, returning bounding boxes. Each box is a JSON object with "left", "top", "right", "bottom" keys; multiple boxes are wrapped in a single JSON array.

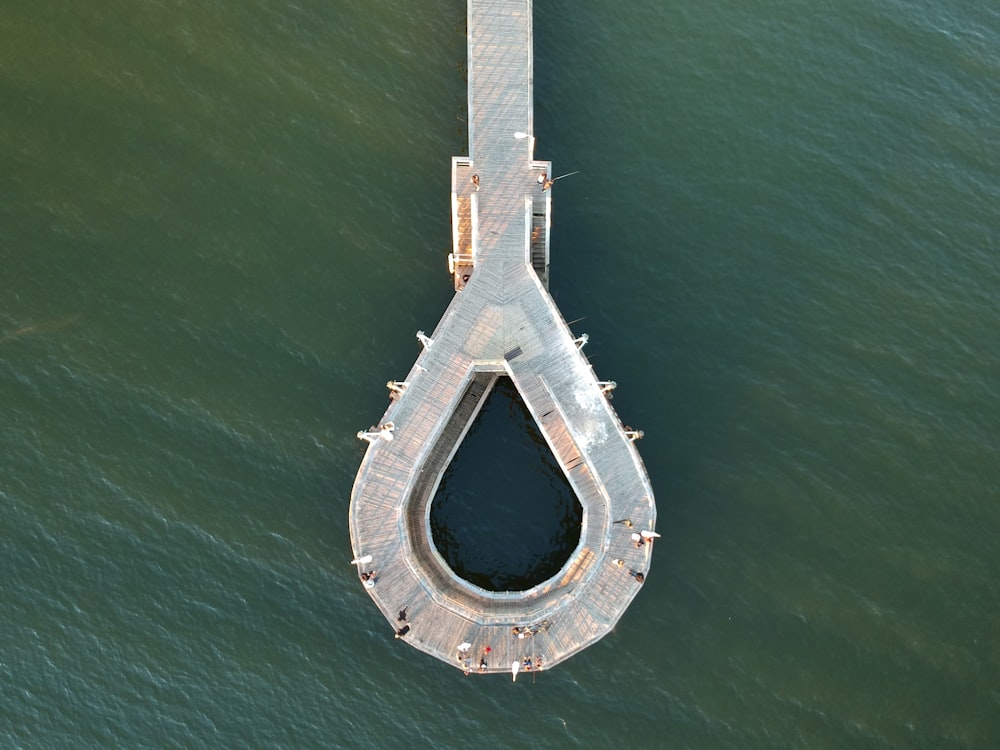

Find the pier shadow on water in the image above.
[{"left": 429, "top": 377, "right": 582, "bottom": 592}]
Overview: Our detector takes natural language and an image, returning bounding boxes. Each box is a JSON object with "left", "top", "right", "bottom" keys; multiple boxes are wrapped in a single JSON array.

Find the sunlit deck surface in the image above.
[{"left": 349, "top": 0, "right": 656, "bottom": 675}]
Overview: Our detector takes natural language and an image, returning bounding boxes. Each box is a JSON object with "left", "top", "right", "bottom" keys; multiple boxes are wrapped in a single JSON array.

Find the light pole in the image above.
[{"left": 514, "top": 130, "right": 535, "bottom": 157}]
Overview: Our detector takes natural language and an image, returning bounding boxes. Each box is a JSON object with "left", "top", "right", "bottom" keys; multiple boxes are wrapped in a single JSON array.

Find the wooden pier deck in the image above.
[{"left": 349, "top": 0, "right": 657, "bottom": 675}]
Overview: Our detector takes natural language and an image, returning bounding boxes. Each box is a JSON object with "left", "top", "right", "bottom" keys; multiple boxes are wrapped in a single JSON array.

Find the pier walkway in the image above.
[{"left": 349, "top": 0, "right": 657, "bottom": 674}]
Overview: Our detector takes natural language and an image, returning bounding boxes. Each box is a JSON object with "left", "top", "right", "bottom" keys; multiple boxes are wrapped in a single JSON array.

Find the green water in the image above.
[{"left": 2, "top": 0, "right": 999, "bottom": 747}]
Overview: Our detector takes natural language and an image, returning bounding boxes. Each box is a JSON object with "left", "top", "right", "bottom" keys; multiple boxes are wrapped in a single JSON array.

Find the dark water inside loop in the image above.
[{"left": 429, "top": 378, "right": 582, "bottom": 592}]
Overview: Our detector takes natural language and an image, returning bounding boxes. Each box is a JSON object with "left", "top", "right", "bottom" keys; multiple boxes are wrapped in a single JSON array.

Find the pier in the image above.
[{"left": 349, "top": 0, "right": 657, "bottom": 674}]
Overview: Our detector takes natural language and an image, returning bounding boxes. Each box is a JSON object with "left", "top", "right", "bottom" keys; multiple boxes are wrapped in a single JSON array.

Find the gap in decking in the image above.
[{"left": 429, "top": 376, "right": 582, "bottom": 592}]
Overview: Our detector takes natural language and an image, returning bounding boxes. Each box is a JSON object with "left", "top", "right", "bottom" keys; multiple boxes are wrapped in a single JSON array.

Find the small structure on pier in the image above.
[{"left": 349, "top": 0, "right": 657, "bottom": 675}]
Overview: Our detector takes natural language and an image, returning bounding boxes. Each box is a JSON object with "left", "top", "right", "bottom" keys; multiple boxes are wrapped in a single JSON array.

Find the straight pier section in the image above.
[{"left": 349, "top": 0, "right": 657, "bottom": 675}]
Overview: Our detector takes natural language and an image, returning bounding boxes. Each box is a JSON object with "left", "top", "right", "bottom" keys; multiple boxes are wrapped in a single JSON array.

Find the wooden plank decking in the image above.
[{"left": 349, "top": 0, "right": 657, "bottom": 675}]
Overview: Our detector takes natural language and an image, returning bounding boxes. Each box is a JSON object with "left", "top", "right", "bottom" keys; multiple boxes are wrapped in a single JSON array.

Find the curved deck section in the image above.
[{"left": 349, "top": 0, "right": 657, "bottom": 674}]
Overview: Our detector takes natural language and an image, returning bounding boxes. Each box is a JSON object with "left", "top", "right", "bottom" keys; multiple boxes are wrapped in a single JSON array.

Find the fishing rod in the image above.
[
  {"left": 541, "top": 171, "right": 581, "bottom": 190},
  {"left": 551, "top": 170, "right": 580, "bottom": 182}
]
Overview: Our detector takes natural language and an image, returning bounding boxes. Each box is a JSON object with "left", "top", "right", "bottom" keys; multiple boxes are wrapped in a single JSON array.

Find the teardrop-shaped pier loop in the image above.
[{"left": 349, "top": 0, "right": 657, "bottom": 674}]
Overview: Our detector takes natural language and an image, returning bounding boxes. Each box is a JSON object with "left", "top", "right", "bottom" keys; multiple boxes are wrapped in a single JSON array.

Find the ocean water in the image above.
[{"left": 2, "top": 0, "right": 998, "bottom": 747}]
